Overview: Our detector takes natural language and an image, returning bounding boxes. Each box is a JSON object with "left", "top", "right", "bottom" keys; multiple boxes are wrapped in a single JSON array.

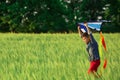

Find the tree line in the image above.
[{"left": 0, "top": 0, "right": 120, "bottom": 33}]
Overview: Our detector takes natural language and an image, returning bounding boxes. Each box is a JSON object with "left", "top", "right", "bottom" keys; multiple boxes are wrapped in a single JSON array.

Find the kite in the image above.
[{"left": 78, "top": 22, "right": 102, "bottom": 32}]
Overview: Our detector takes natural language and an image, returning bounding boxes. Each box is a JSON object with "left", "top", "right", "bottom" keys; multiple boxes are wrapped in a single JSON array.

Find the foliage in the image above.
[{"left": 0, "top": 0, "right": 119, "bottom": 33}]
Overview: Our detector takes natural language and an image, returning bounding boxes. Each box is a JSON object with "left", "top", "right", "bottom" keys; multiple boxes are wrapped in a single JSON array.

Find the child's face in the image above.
[{"left": 82, "top": 36, "right": 90, "bottom": 44}]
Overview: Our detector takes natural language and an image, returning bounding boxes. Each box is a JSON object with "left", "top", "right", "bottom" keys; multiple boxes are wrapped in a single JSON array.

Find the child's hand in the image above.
[
  {"left": 84, "top": 23, "right": 88, "bottom": 27},
  {"left": 78, "top": 26, "right": 80, "bottom": 30},
  {"left": 84, "top": 22, "right": 90, "bottom": 34}
]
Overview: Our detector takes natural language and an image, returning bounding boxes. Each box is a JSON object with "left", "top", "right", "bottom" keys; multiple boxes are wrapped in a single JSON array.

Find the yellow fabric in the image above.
[{"left": 99, "top": 36, "right": 102, "bottom": 58}]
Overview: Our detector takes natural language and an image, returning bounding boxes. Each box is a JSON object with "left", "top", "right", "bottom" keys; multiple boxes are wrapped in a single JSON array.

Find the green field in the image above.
[{"left": 0, "top": 33, "right": 120, "bottom": 80}]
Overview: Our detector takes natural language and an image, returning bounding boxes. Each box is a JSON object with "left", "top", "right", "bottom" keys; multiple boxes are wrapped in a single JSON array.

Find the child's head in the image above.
[{"left": 81, "top": 33, "right": 90, "bottom": 44}]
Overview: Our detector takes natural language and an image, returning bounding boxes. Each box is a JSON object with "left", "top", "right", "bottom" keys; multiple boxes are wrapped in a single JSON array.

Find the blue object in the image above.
[
  {"left": 78, "top": 22, "right": 103, "bottom": 32},
  {"left": 79, "top": 24, "right": 87, "bottom": 33}
]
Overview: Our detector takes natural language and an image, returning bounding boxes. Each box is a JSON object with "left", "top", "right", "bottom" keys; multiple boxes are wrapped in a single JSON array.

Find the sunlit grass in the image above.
[{"left": 0, "top": 33, "right": 120, "bottom": 80}]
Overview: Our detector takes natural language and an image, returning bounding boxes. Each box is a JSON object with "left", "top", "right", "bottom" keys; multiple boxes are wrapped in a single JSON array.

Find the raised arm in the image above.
[
  {"left": 84, "top": 22, "right": 91, "bottom": 34},
  {"left": 77, "top": 26, "right": 83, "bottom": 37},
  {"left": 84, "top": 22, "right": 96, "bottom": 42}
]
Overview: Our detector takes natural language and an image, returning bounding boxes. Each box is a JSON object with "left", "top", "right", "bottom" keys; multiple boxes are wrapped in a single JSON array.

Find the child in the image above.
[{"left": 77, "top": 22, "right": 100, "bottom": 77}]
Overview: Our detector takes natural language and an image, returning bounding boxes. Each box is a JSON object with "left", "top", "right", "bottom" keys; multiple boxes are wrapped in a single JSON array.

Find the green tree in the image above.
[
  {"left": 0, "top": 0, "right": 119, "bottom": 33},
  {"left": 101, "top": 0, "right": 120, "bottom": 32},
  {"left": 107, "top": 0, "right": 120, "bottom": 26}
]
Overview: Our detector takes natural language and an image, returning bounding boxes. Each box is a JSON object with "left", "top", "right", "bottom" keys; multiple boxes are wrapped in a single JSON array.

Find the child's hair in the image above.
[
  {"left": 81, "top": 32, "right": 89, "bottom": 38},
  {"left": 84, "top": 21, "right": 87, "bottom": 24}
]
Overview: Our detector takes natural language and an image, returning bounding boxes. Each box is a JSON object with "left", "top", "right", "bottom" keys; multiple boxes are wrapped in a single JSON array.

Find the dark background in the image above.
[{"left": 0, "top": 0, "right": 120, "bottom": 33}]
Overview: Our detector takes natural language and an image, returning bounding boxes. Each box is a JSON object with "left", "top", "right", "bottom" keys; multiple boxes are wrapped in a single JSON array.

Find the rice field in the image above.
[{"left": 0, "top": 33, "right": 120, "bottom": 80}]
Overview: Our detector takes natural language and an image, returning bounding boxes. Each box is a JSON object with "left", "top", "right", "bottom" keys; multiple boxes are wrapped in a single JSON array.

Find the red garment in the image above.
[{"left": 88, "top": 60, "right": 100, "bottom": 74}]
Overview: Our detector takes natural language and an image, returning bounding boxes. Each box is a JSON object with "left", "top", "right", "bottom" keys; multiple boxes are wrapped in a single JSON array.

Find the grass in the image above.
[{"left": 0, "top": 33, "right": 120, "bottom": 80}]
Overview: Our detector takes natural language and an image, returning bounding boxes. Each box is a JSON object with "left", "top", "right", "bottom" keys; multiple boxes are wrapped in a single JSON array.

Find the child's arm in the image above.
[
  {"left": 84, "top": 22, "right": 96, "bottom": 42},
  {"left": 77, "top": 26, "right": 83, "bottom": 37},
  {"left": 84, "top": 22, "right": 91, "bottom": 34}
]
